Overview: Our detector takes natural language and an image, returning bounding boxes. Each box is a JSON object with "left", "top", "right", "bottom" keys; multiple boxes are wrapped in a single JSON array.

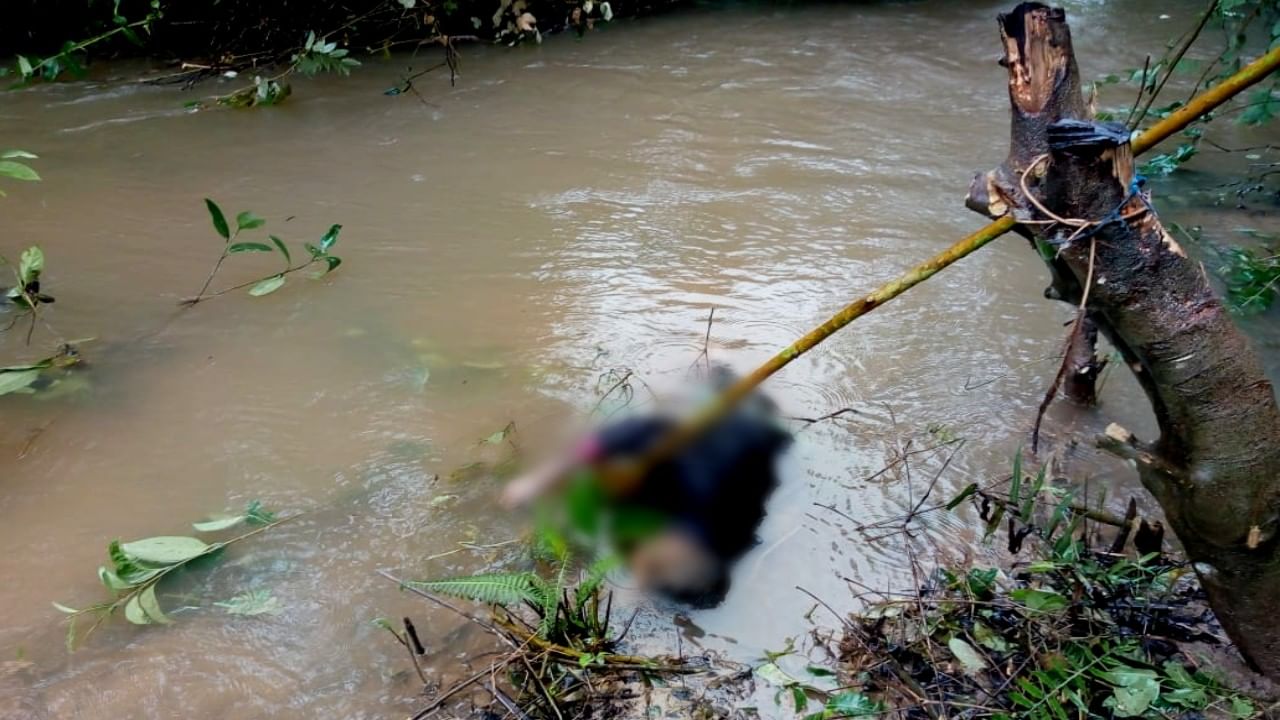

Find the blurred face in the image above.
[{"left": 628, "top": 528, "right": 720, "bottom": 597}]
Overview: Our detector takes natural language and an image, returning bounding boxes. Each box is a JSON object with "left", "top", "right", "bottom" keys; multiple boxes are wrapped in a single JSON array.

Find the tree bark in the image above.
[
  {"left": 974, "top": 2, "right": 1280, "bottom": 677},
  {"left": 966, "top": 2, "right": 1104, "bottom": 405}
]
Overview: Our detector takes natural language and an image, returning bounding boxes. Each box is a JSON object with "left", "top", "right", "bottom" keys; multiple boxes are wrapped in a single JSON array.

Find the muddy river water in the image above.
[{"left": 1, "top": 0, "right": 1275, "bottom": 717}]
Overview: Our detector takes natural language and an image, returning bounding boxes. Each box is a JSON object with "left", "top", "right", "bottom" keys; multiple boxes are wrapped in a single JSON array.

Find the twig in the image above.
[
  {"left": 484, "top": 680, "right": 534, "bottom": 720},
  {"left": 796, "top": 586, "right": 853, "bottom": 630},
  {"left": 1130, "top": 0, "right": 1220, "bottom": 130},
  {"left": 180, "top": 255, "right": 328, "bottom": 306},
  {"left": 785, "top": 407, "right": 860, "bottom": 426},
  {"left": 410, "top": 661, "right": 506, "bottom": 720},
  {"left": 493, "top": 616, "right": 698, "bottom": 673},
  {"left": 962, "top": 352, "right": 1060, "bottom": 391},
  {"left": 905, "top": 439, "right": 967, "bottom": 522},
  {"left": 590, "top": 369, "right": 634, "bottom": 417},
  {"left": 856, "top": 438, "right": 961, "bottom": 487},
  {"left": 402, "top": 617, "right": 430, "bottom": 686},
  {"left": 687, "top": 307, "right": 716, "bottom": 375},
  {"left": 1125, "top": 55, "right": 1153, "bottom": 127}
]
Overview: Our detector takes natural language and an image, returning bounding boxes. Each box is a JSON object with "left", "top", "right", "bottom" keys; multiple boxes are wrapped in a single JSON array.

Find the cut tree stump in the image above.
[{"left": 973, "top": 1, "right": 1280, "bottom": 678}]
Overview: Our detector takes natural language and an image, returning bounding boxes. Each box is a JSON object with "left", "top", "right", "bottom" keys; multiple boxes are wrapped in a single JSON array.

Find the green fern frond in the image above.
[
  {"left": 540, "top": 560, "right": 571, "bottom": 636},
  {"left": 575, "top": 554, "right": 620, "bottom": 606},
  {"left": 406, "top": 573, "right": 545, "bottom": 607}
]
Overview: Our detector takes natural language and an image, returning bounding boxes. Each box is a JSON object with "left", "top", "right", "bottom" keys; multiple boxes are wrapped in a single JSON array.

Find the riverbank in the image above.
[{"left": 4, "top": 0, "right": 692, "bottom": 84}]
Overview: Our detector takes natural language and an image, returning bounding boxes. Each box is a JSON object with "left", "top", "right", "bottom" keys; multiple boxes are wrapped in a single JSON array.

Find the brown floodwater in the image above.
[{"left": 2, "top": 0, "right": 1277, "bottom": 717}]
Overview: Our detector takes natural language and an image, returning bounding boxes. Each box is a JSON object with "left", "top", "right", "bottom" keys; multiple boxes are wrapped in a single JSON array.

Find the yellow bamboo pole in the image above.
[
  {"left": 603, "top": 44, "right": 1280, "bottom": 491},
  {"left": 1134, "top": 44, "right": 1280, "bottom": 155}
]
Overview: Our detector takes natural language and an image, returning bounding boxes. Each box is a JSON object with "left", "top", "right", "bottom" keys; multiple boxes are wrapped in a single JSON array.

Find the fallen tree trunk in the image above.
[{"left": 970, "top": 1, "right": 1280, "bottom": 677}]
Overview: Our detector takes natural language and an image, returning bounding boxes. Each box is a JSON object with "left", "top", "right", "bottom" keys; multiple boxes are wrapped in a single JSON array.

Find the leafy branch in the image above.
[
  {"left": 0, "top": 150, "right": 56, "bottom": 347},
  {"left": 54, "top": 501, "right": 291, "bottom": 650},
  {"left": 206, "top": 31, "right": 360, "bottom": 109},
  {"left": 0, "top": 342, "right": 84, "bottom": 396},
  {"left": 7, "top": 1, "right": 163, "bottom": 83},
  {"left": 182, "top": 198, "right": 344, "bottom": 306}
]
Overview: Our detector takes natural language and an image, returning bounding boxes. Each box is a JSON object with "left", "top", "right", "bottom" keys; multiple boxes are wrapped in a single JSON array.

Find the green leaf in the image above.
[
  {"left": 1104, "top": 668, "right": 1160, "bottom": 717},
  {"left": 138, "top": 584, "right": 172, "bottom": 624},
  {"left": 1020, "top": 467, "right": 1046, "bottom": 522},
  {"left": 269, "top": 235, "right": 291, "bottom": 265},
  {"left": 0, "top": 357, "right": 54, "bottom": 373},
  {"left": 1230, "top": 696, "right": 1255, "bottom": 719},
  {"left": 120, "top": 536, "right": 210, "bottom": 564},
  {"left": 321, "top": 255, "right": 342, "bottom": 274},
  {"left": 1010, "top": 588, "right": 1068, "bottom": 613},
  {"left": 248, "top": 275, "right": 286, "bottom": 297},
  {"left": 482, "top": 421, "right": 516, "bottom": 445},
  {"left": 235, "top": 211, "right": 266, "bottom": 231},
  {"left": 0, "top": 160, "right": 39, "bottom": 182},
  {"left": 964, "top": 567, "right": 998, "bottom": 598},
  {"left": 1, "top": 150, "right": 37, "bottom": 159},
  {"left": 946, "top": 483, "right": 978, "bottom": 510},
  {"left": 1010, "top": 450, "right": 1023, "bottom": 508},
  {"left": 1164, "top": 686, "right": 1208, "bottom": 709},
  {"left": 244, "top": 500, "right": 278, "bottom": 525},
  {"left": 983, "top": 500, "right": 1005, "bottom": 540},
  {"left": 214, "top": 589, "right": 283, "bottom": 616},
  {"left": 1044, "top": 488, "right": 1076, "bottom": 542},
  {"left": 754, "top": 662, "right": 799, "bottom": 687},
  {"left": 972, "top": 621, "right": 1010, "bottom": 652},
  {"left": 109, "top": 540, "right": 146, "bottom": 576},
  {"left": 120, "top": 566, "right": 164, "bottom": 588},
  {"left": 0, "top": 369, "right": 41, "bottom": 396},
  {"left": 790, "top": 685, "right": 808, "bottom": 712},
  {"left": 205, "top": 199, "right": 230, "bottom": 240},
  {"left": 948, "top": 637, "right": 989, "bottom": 674},
  {"left": 319, "top": 224, "right": 341, "bottom": 253},
  {"left": 18, "top": 246, "right": 43, "bottom": 285},
  {"left": 192, "top": 515, "right": 246, "bottom": 533},
  {"left": 1141, "top": 142, "right": 1199, "bottom": 177},
  {"left": 98, "top": 566, "right": 134, "bottom": 591},
  {"left": 826, "top": 692, "right": 882, "bottom": 717},
  {"left": 124, "top": 594, "right": 151, "bottom": 624},
  {"left": 1240, "top": 88, "right": 1278, "bottom": 126},
  {"left": 1105, "top": 666, "right": 1160, "bottom": 687},
  {"left": 228, "top": 242, "right": 273, "bottom": 254},
  {"left": 17, "top": 56, "right": 33, "bottom": 77},
  {"left": 52, "top": 601, "right": 79, "bottom": 614}
]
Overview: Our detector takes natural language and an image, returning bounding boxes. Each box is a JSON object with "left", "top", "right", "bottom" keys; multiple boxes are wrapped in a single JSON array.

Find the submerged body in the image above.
[{"left": 506, "top": 367, "right": 792, "bottom": 604}]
